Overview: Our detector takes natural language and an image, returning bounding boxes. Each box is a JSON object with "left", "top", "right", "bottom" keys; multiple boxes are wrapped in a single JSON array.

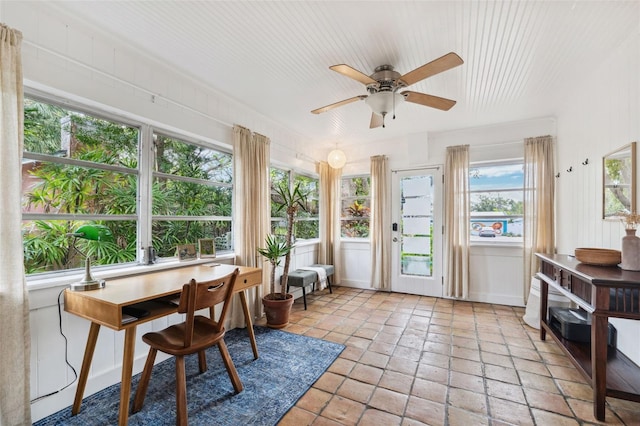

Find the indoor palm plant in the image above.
[{"left": 257, "top": 181, "right": 308, "bottom": 328}]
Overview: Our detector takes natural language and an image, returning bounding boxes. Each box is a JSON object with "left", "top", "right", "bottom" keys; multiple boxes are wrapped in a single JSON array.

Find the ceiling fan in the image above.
[{"left": 311, "top": 52, "right": 463, "bottom": 128}]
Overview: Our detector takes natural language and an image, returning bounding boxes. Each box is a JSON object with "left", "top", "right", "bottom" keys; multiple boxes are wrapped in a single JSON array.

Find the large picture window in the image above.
[
  {"left": 22, "top": 96, "right": 234, "bottom": 276},
  {"left": 469, "top": 162, "right": 524, "bottom": 242},
  {"left": 341, "top": 176, "right": 371, "bottom": 238},
  {"left": 22, "top": 98, "right": 139, "bottom": 274}
]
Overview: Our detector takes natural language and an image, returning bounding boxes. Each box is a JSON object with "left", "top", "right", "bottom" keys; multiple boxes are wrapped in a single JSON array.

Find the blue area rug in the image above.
[{"left": 34, "top": 326, "right": 344, "bottom": 426}]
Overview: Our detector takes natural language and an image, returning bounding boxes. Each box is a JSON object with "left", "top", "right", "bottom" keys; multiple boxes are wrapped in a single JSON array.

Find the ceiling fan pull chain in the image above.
[{"left": 393, "top": 92, "right": 396, "bottom": 120}]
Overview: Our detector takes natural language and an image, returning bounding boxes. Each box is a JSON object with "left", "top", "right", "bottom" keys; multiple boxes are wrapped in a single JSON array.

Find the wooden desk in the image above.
[
  {"left": 64, "top": 263, "right": 262, "bottom": 426},
  {"left": 536, "top": 254, "right": 640, "bottom": 421}
]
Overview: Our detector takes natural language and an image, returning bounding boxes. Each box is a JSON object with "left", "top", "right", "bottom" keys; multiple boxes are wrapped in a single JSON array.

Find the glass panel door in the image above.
[{"left": 391, "top": 168, "right": 442, "bottom": 296}]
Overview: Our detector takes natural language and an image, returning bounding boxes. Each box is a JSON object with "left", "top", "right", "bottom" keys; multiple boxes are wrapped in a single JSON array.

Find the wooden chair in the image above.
[{"left": 132, "top": 268, "right": 242, "bottom": 425}]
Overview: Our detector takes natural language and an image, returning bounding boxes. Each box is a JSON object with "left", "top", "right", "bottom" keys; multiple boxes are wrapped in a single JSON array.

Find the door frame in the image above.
[{"left": 390, "top": 166, "right": 443, "bottom": 297}]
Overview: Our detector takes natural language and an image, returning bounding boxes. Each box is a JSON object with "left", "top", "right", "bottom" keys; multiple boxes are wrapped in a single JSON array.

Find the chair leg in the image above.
[
  {"left": 175, "top": 355, "right": 188, "bottom": 426},
  {"left": 132, "top": 347, "right": 157, "bottom": 413},
  {"left": 302, "top": 286, "right": 307, "bottom": 310},
  {"left": 198, "top": 350, "right": 207, "bottom": 373},
  {"left": 217, "top": 340, "right": 243, "bottom": 393}
]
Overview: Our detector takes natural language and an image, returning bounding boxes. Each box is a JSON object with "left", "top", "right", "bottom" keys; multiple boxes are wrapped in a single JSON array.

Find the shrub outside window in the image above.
[
  {"left": 152, "top": 133, "right": 233, "bottom": 256},
  {"left": 22, "top": 97, "right": 234, "bottom": 276},
  {"left": 341, "top": 176, "right": 371, "bottom": 238},
  {"left": 22, "top": 98, "right": 139, "bottom": 274},
  {"left": 469, "top": 162, "right": 524, "bottom": 242}
]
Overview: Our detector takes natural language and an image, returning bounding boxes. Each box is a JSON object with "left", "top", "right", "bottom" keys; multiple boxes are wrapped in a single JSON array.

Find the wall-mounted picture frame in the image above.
[
  {"left": 176, "top": 244, "right": 197, "bottom": 261},
  {"left": 198, "top": 238, "right": 216, "bottom": 258}
]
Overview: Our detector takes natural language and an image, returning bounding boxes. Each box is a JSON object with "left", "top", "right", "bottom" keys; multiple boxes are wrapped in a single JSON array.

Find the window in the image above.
[
  {"left": 269, "top": 167, "right": 319, "bottom": 240},
  {"left": 270, "top": 167, "right": 290, "bottom": 237},
  {"left": 341, "top": 176, "right": 371, "bottom": 238},
  {"left": 293, "top": 174, "right": 319, "bottom": 240},
  {"left": 22, "top": 96, "right": 234, "bottom": 276},
  {"left": 152, "top": 133, "right": 233, "bottom": 256},
  {"left": 22, "top": 98, "right": 139, "bottom": 274},
  {"left": 469, "top": 162, "right": 524, "bottom": 242}
]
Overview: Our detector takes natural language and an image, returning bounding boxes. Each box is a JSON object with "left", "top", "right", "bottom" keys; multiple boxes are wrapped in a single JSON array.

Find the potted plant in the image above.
[{"left": 257, "top": 181, "right": 308, "bottom": 328}]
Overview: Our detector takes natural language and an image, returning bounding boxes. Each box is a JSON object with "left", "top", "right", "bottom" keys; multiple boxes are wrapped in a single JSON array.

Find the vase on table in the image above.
[{"left": 620, "top": 228, "right": 640, "bottom": 271}]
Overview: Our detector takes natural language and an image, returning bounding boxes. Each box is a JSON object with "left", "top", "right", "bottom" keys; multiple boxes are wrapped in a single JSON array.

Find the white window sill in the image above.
[
  {"left": 27, "top": 252, "right": 236, "bottom": 291},
  {"left": 470, "top": 240, "right": 523, "bottom": 249},
  {"left": 292, "top": 238, "right": 320, "bottom": 247}
]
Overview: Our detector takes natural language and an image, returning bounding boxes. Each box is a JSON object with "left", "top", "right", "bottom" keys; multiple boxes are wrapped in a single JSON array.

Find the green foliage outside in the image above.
[
  {"left": 471, "top": 194, "right": 523, "bottom": 215},
  {"left": 269, "top": 168, "right": 319, "bottom": 240},
  {"left": 341, "top": 177, "right": 371, "bottom": 238},
  {"left": 22, "top": 99, "right": 232, "bottom": 274}
]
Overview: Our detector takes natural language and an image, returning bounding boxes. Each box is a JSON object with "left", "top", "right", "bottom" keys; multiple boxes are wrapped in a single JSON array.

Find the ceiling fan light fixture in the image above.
[
  {"left": 327, "top": 149, "right": 347, "bottom": 169},
  {"left": 365, "top": 92, "right": 405, "bottom": 116}
]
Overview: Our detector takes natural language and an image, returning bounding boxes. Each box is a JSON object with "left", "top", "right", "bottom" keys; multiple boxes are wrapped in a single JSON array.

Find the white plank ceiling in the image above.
[{"left": 45, "top": 1, "right": 638, "bottom": 148}]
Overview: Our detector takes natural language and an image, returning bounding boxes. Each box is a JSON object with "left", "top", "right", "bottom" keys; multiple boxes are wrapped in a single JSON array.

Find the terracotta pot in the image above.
[{"left": 262, "top": 293, "right": 294, "bottom": 329}]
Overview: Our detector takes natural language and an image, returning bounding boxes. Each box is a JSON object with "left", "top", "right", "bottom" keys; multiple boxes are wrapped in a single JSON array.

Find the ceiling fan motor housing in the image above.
[{"left": 367, "top": 65, "right": 405, "bottom": 94}]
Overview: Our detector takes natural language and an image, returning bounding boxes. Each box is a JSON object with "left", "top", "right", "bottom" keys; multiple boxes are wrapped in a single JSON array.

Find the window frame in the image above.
[
  {"left": 269, "top": 166, "right": 320, "bottom": 241},
  {"left": 22, "top": 90, "right": 234, "bottom": 280},
  {"left": 340, "top": 174, "right": 371, "bottom": 239},
  {"left": 469, "top": 159, "right": 524, "bottom": 244}
]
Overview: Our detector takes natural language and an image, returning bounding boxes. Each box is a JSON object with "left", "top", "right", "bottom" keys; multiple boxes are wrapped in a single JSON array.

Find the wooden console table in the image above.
[
  {"left": 535, "top": 253, "right": 640, "bottom": 421},
  {"left": 64, "top": 263, "right": 262, "bottom": 426}
]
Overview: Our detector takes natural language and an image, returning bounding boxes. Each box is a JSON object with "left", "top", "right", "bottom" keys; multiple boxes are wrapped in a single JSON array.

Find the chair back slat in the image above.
[{"left": 176, "top": 268, "right": 239, "bottom": 348}]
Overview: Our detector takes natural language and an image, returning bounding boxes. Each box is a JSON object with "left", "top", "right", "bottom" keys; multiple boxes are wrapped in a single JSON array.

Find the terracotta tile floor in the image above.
[{"left": 256, "top": 286, "right": 640, "bottom": 426}]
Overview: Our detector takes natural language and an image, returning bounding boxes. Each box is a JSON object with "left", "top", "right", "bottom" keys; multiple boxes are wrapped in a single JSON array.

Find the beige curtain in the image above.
[
  {"left": 444, "top": 145, "right": 470, "bottom": 298},
  {"left": 370, "top": 155, "right": 391, "bottom": 290},
  {"left": 0, "top": 23, "right": 31, "bottom": 424},
  {"left": 523, "top": 135, "right": 555, "bottom": 302},
  {"left": 317, "top": 161, "right": 342, "bottom": 283},
  {"left": 231, "top": 125, "right": 270, "bottom": 327}
]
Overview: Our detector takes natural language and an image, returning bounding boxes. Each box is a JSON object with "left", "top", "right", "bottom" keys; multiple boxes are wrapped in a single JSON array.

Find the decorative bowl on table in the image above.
[{"left": 574, "top": 248, "right": 621, "bottom": 266}]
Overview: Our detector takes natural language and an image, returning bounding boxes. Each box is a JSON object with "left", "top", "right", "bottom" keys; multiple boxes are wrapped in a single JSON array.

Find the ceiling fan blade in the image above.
[
  {"left": 330, "top": 64, "right": 377, "bottom": 86},
  {"left": 399, "top": 52, "right": 463, "bottom": 86},
  {"left": 311, "top": 95, "right": 367, "bottom": 114},
  {"left": 369, "top": 112, "right": 383, "bottom": 129},
  {"left": 402, "top": 91, "right": 457, "bottom": 111}
]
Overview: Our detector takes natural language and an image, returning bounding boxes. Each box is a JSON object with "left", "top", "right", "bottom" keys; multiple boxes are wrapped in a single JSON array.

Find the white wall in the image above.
[
  {"left": 338, "top": 117, "right": 556, "bottom": 310},
  {"left": 555, "top": 32, "right": 640, "bottom": 366}
]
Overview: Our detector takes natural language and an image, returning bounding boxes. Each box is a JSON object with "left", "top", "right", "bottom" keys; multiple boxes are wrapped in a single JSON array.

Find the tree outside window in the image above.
[
  {"left": 341, "top": 176, "right": 371, "bottom": 238},
  {"left": 21, "top": 97, "right": 234, "bottom": 275},
  {"left": 269, "top": 168, "right": 319, "bottom": 240},
  {"left": 152, "top": 133, "right": 233, "bottom": 256},
  {"left": 469, "top": 162, "right": 524, "bottom": 242},
  {"left": 22, "top": 99, "right": 139, "bottom": 274}
]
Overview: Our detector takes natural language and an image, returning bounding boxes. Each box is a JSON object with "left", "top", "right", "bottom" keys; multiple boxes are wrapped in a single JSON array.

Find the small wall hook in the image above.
[
  {"left": 555, "top": 172, "right": 561, "bottom": 178},
  {"left": 567, "top": 166, "right": 573, "bottom": 173},
  {"left": 582, "top": 158, "right": 589, "bottom": 165}
]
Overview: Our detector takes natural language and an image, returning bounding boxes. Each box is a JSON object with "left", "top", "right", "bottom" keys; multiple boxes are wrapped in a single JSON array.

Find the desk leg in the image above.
[
  {"left": 119, "top": 327, "right": 137, "bottom": 426},
  {"left": 72, "top": 322, "right": 101, "bottom": 415},
  {"left": 539, "top": 278, "right": 549, "bottom": 341},
  {"left": 591, "top": 314, "right": 607, "bottom": 421},
  {"left": 239, "top": 290, "right": 259, "bottom": 359}
]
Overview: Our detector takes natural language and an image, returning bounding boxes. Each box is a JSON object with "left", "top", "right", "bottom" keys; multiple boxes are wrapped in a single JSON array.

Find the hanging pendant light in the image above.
[{"left": 327, "top": 149, "right": 346, "bottom": 169}]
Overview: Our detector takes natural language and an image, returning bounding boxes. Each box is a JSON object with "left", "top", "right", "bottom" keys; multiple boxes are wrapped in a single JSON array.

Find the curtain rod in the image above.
[
  {"left": 23, "top": 41, "right": 234, "bottom": 129},
  {"left": 392, "top": 165, "right": 441, "bottom": 173},
  {"left": 470, "top": 139, "right": 525, "bottom": 150},
  {"left": 23, "top": 40, "right": 314, "bottom": 154}
]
